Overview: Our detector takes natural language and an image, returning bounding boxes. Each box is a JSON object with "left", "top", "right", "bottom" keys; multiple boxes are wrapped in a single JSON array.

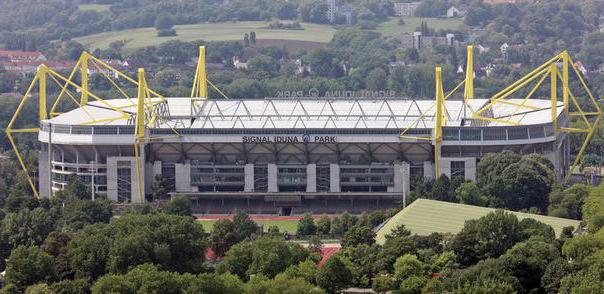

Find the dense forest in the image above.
[{"left": 0, "top": 151, "right": 604, "bottom": 293}]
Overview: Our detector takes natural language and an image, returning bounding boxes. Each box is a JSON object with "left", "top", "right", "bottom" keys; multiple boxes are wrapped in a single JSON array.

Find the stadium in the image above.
[{"left": 7, "top": 46, "right": 600, "bottom": 215}]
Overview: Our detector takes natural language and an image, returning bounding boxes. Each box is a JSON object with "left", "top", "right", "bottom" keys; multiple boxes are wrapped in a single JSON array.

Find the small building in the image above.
[
  {"left": 326, "top": 0, "right": 356, "bottom": 25},
  {"left": 233, "top": 56, "right": 248, "bottom": 70},
  {"left": 0, "top": 50, "right": 47, "bottom": 63},
  {"left": 400, "top": 32, "right": 461, "bottom": 51},
  {"left": 483, "top": 0, "right": 530, "bottom": 4},
  {"left": 394, "top": 2, "right": 421, "bottom": 17},
  {"left": 447, "top": 5, "right": 467, "bottom": 18}
]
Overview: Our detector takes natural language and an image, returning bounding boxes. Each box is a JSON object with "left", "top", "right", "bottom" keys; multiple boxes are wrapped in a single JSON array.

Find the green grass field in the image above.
[
  {"left": 74, "top": 21, "right": 336, "bottom": 51},
  {"left": 374, "top": 16, "right": 464, "bottom": 37},
  {"left": 199, "top": 219, "right": 299, "bottom": 234},
  {"left": 78, "top": 4, "right": 111, "bottom": 12}
]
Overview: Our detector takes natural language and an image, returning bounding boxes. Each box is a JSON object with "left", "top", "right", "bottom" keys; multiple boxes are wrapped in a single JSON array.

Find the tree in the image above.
[
  {"left": 248, "top": 55, "right": 280, "bottom": 76},
  {"left": 366, "top": 68, "right": 388, "bottom": 91},
  {"left": 233, "top": 211, "right": 258, "bottom": 240},
  {"left": 316, "top": 215, "right": 331, "bottom": 235},
  {"left": 582, "top": 184, "right": 604, "bottom": 231},
  {"left": 541, "top": 258, "right": 576, "bottom": 293},
  {"left": 155, "top": 15, "right": 174, "bottom": 30},
  {"left": 448, "top": 210, "right": 525, "bottom": 266},
  {"left": 163, "top": 195, "right": 193, "bottom": 216},
  {"left": 55, "top": 177, "right": 90, "bottom": 201},
  {"left": 429, "top": 175, "right": 455, "bottom": 202},
  {"left": 283, "top": 258, "right": 319, "bottom": 285},
  {"left": 372, "top": 274, "right": 398, "bottom": 293},
  {"left": 477, "top": 152, "right": 555, "bottom": 211},
  {"left": 218, "top": 236, "right": 313, "bottom": 280},
  {"left": 442, "top": 258, "right": 519, "bottom": 293},
  {"left": 60, "top": 199, "right": 113, "bottom": 230},
  {"left": 184, "top": 272, "right": 244, "bottom": 294},
  {"left": 41, "top": 231, "right": 73, "bottom": 280},
  {"left": 548, "top": 184, "right": 590, "bottom": 219},
  {"left": 244, "top": 33, "right": 250, "bottom": 47},
  {"left": 297, "top": 212, "right": 317, "bottom": 236},
  {"left": 306, "top": 49, "right": 343, "bottom": 78},
  {"left": 108, "top": 213, "right": 207, "bottom": 274},
  {"left": 316, "top": 256, "right": 354, "bottom": 293},
  {"left": 245, "top": 274, "right": 325, "bottom": 294},
  {"left": 49, "top": 279, "right": 90, "bottom": 294},
  {"left": 2, "top": 208, "right": 56, "bottom": 248},
  {"left": 152, "top": 175, "right": 174, "bottom": 201},
  {"left": 455, "top": 182, "right": 488, "bottom": 206},
  {"left": 341, "top": 225, "right": 375, "bottom": 248},
  {"left": 393, "top": 254, "right": 425, "bottom": 281},
  {"left": 91, "top": 274, "right": 135, "bottom": 294},
  {"left": 5, "top": 246, "right": 57, "bottom": 291},
  {"left": 250, "top": 31, "right": 256, "bottom": 45},
  {"left": 499, "top": 237, "right": 559, "bottom": 292},
  {"left": 68, "top": 224, "right": 113, "bottom": 280},
  {"left": 24, "top": 284, "right": 52, "bottom": 294},
  {"left": 211, "top": 219, "right": 239, "bottom": 257}
]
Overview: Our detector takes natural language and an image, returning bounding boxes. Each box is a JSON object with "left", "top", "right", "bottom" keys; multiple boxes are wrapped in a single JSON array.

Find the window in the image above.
[{"left": 451, "top": 161, "right": 465, "bottom": 179}]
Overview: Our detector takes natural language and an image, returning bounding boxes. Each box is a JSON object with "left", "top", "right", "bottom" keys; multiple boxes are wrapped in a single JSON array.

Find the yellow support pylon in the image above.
[
  {"left": 81, "top": 53, "right": 89, "bottom": 105},
  {"left": 134, "top": 68, "right": 147, "bottom": 204},
  {"left": 191, "top": 46, "right": 208, "bottom": 99},
  {"left": 434, "top": 67, "right": 444, "bottom": 178},
  {"left": 464, "top": 45, "right": 474, "bottom": 103},
  {"left": 551, "top": 64, "right": 558, "bottom": 132}
]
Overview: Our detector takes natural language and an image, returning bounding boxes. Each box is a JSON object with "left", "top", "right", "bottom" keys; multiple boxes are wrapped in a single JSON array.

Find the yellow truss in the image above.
[
  {"left": 190, "top": 46, "right": 229, "bottom": 117},
  {"left": 401, "top": 46, "right": 601, "bottom": 184},
  {"left": 6, "top": 53, "right": 169, "bottom": 198}
]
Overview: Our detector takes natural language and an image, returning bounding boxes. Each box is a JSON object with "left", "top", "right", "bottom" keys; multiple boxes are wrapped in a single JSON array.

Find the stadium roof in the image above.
[
  {"left": 46, "top": 97, "right": 562, "bottom": 129},
  {"left": 375, "top": 199, "right": 581, "bottom": 245}
]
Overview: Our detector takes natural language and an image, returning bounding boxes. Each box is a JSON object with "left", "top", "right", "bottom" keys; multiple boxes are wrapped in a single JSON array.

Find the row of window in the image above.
[{"left": 40, "top": 123, "right": 554, "bottom": 142}]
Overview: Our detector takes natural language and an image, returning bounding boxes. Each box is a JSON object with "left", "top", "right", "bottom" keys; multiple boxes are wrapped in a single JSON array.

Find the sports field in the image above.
[
  {"left": 198, "top": 215, "right": 300, "bottom": 234},
  {"left": 74, "top": 22, "right": 336, "bottom": 51}
]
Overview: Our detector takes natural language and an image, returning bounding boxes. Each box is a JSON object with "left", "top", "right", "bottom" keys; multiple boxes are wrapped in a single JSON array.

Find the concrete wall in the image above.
[
  {"left": 268, "top": 164, "right": 278, "bottom": 192},
  {"left": 423, "top": 161, "right": 435, "bottom": 180},
  {"left": 306, "top": 164, "right": 317, "bottom": 193},
  {"left": 106, "top": 157, "right": 118, "bottom": 201},
  {"left": 393, "top": 162, "right": 410, "bottom": 194},
  {"left": 330, "top": 163, "right": 340, "bottom": 192},
  {"left": 175, "top": 161, "right": 191, "bottom": 192},
  {"left": 244, "top": 163, "right": 254, "bottom": 192},
  {"left": 38, "top": 150, "right": 51, "bottom": 198},
  {"left": 440, "top": 157, "right": 477, "bottom": 181}
]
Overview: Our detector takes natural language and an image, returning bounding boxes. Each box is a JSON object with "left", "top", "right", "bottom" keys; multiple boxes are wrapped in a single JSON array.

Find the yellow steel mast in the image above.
[{"left": 434, "top": 67, "right": 444, "bottom": 177}]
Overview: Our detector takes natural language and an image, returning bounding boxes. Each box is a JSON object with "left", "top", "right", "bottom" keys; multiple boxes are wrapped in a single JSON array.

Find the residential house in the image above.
[
  {"left": 233, "top": 56, "right": 248, "bottom": 69},
  {"left": 0, "top": 50, "right": 47, "bottom": 63},
  {"left": 447, "top": 6, "right": 467, "bottom": 18}
]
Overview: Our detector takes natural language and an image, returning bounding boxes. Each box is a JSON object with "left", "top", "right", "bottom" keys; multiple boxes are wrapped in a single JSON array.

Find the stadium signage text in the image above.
[{"left": 242, "top": 135, "right": 336, "bottom": 143}]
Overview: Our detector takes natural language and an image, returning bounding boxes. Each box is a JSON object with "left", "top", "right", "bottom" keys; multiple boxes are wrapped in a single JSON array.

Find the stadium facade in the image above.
[
  {"left": 7, "top": 46, "right": 599, "bottom": 215},
  {"left": 36, "top": 96, "right": 569, "bottom": 214}
]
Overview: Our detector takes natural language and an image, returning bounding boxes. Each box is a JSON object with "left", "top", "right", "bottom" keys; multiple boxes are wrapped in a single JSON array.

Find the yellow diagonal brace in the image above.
[{"left": 564, "top": 116, "right": 601, "bottom": 184}]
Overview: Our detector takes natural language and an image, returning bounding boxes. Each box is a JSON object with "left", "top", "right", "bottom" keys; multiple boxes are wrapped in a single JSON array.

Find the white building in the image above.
[
  {"left": 38, "top": 96, "right": 569, "bottom": 214},
  {"left": 394, "top": 2, "right": 421, "bottom": 17}
]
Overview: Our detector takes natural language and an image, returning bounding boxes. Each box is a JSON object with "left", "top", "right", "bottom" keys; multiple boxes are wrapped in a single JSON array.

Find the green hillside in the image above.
[
  {"left": 74, "top": 21, "right": 337, "bottom": 50},
  {"left": 376, "top": 199, "right": 581, "bottom": 244}
]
